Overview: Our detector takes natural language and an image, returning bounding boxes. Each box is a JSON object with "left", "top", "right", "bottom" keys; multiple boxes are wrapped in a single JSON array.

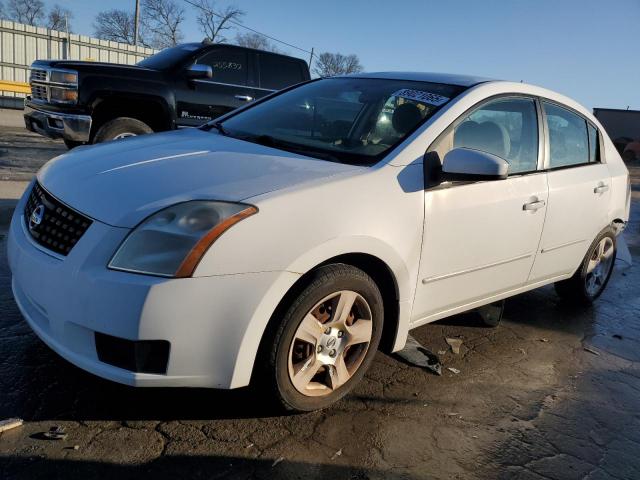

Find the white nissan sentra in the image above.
[{"left": 8, "top": 73, "right": 630, "bottom": 411}]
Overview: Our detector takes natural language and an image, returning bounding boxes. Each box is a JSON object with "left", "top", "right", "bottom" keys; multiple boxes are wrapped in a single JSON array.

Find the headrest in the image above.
[
  {"left": 392, "top": 103, "right": 422, "bottom": 135},
  {"left": 454, "top": 120, "right": 510, "bottom": 158}
]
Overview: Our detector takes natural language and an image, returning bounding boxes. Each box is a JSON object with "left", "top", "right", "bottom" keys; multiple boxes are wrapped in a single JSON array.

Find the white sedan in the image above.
[{"left": 8, "top": 72, "right": 630, "bottom": 411}]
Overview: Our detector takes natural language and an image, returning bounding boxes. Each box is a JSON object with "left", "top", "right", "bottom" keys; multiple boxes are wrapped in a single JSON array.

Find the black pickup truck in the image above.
[{"left": 24, "top": 42, "right": 311, "bottom": 148}]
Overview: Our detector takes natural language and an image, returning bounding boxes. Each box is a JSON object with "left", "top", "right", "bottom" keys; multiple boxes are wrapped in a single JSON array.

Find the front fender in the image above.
[{"left": 227, "top": 235, "right": 414, "bottom": 388}]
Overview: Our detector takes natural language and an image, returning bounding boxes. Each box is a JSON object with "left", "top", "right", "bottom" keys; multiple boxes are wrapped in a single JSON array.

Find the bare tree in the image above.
[
  {"left": 47, "top": 4, "right": 72, "bottom": 31},
  {"left": 7, "top": 0, "right": 45, "bottom": 26},
  {"left": 313, "top": 52, "right": 364, "bottom": 77},
  {"left": 195, "top": 0, "right": 244, "bottom": 43},
  {"left": 141, "top": 0, "right": 185, "bottom": 49},
  {"left": 93, "top": 9, "right": 138, "bottom": 45},
  {"left": 235, "top": 32, "right": 281, "bottom": 53}
]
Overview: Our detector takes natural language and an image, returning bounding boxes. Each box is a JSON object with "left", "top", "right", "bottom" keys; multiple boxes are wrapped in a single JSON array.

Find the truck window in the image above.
[
  {"left": 259, "top": 55, "right": 304, "bottom": 90},
  {"left": 197, "top": 50, "right": 248, "bottom": 86}
]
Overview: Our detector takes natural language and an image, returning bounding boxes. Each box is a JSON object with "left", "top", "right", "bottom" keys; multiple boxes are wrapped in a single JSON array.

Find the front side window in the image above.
[
  {"left": 454, "top": 97, "right": 539, "bottom": 174},
  {"left": 197, "top": 50, "right": 248, "bottom": 85},
  {"left": 544, "top": 102, "right": 589, "bottom": 168},
  {"left": 215, "top": 78, "right": 465, "bottom": 165}
]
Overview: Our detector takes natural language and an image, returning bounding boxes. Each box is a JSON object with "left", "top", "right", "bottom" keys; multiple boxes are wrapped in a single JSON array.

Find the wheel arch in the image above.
[
  {"left": 229, "top": 247, "right": 412, "bottom": 389},
  {"left": 90, "top": 94, "right": 172, "bottom": 140}
]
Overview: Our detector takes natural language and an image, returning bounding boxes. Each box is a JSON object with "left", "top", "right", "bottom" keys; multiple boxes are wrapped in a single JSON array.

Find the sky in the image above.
[{"left": 51, "top": 0, "right": 640, "bottom": 110}]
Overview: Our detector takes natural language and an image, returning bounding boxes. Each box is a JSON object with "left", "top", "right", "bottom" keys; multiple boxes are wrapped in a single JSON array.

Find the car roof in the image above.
[{"left": 342, "top": 71, "right": 494, "bottom": 87}]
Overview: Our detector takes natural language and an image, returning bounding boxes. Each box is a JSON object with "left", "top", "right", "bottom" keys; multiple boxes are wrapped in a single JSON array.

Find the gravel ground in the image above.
[{"left": 0, "top": 125, "right": 639, "bottom": 479}]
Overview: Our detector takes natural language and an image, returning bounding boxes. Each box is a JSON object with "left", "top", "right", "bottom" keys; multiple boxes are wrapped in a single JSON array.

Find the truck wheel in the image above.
[
  {"left": 93, "top": 117, "right": 153, "bottom": 143},
  {"left": 261, "top": 264, "right": 383, "bottom": 412},
  {"left": 63, "top": 139, "right": 84, "bottom": 150},
  {"left": 554, "top": 227, "right": 617, "bottom": 305}
]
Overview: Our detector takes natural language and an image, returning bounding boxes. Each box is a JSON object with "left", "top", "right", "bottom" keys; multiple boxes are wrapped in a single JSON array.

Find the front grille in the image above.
[
  {"left": 24, "top": 182, "right": 92, "bottom": 256},
  {"left": 30, "top": 69, "right": 47, "bottom": 82},
  {"left": 31, "top": 84, "right": 48, "bottom": 101}
]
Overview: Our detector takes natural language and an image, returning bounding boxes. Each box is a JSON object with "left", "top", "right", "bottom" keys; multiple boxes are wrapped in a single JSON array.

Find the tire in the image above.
[
  {"left": 554, "top": 227, "right": 617, "bottom": 305},
  {"left": 63, "top": 139, "right": 83, "bottom": 150},
  {"left": 92, "top": 117, "right": 153, "bottom": 143},
  {"left": 262, "top": 264, "right": 384, "bottom": 412}
]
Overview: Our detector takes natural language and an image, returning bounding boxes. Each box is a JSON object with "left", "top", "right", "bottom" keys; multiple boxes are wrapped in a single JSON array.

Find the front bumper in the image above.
[
  {"left": 24, "top": 103, "right": 92, "bottom": 143},
  {"left": 7, "top": 189, "right": 292, "bottom": 388}
]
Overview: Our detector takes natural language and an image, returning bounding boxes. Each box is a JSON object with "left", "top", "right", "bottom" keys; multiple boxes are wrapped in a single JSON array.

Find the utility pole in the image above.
[
  {"left": 308, "top": 47, "right": 314, "bottom": 68},
  {"left": 64, "top": 13, "right": 70, "bottom": 59},
  {"left": 134, "top": 0, "right": 140, "bottom": 46}
]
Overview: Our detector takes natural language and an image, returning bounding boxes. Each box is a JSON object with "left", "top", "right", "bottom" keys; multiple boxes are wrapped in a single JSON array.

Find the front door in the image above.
[
  {"left": 175, "top": 48, "right": 257, "bottom": 127},
  {"left": 412, "top": 96, "right": 548, "bottom": 322},
  {"left": 528, "top": 102, "right": 612, "bottom": 281}
]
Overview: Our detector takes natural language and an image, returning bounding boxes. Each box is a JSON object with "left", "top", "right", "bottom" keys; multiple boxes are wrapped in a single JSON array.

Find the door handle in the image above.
[
  {"left": 523, "top": 199, "right": 546, "bottom": 211},
  {"left": 594, "top": 184, "right": 609, "bottom": 194},
  {"left": 234, "top": 95, "right": 254, "bottom": 102}
]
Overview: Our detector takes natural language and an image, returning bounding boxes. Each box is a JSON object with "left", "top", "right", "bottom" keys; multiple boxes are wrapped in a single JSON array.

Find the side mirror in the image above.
[
  {"left": 186, "top": 64, "right": 213, "bottom": 80},
  {"left": 441, "top": 147, "right": 509, "bottom": 181}
]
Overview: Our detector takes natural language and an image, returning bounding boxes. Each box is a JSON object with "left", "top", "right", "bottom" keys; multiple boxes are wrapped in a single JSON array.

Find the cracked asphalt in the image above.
[{"left": 0, "top": 123, "right": 639, "bottom": 479}]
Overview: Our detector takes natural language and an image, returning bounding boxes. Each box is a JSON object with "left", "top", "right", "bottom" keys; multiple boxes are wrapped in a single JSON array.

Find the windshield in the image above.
[
  {"left": 214, "top": 78, "right": 465, "bottom": 165},
  {"left": 137, "top": 44, "right": 201, "bottom": 70}
]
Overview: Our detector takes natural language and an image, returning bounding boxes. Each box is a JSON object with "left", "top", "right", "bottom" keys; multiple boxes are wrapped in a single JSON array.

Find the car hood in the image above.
[{"left": 38, "top": 129, "right": 360, "bottom": 228}]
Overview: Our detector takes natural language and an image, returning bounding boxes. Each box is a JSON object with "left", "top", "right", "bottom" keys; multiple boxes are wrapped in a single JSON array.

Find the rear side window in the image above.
[
  {"left": 543, "top": 102, "right": 589, "bottom": 168},
  {"left": 259, "top": 55, "right": 305, "bottom": 90},
  {"left": 197, "top": 50, "right": 248, "bottom": 85},
  {"left": 588, "top": 123, "right": 600, "bottom": 163}
]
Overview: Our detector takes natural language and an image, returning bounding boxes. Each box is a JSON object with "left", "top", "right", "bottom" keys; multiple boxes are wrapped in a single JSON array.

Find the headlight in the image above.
[
  {"left": 49, "top": 87, "right": 78, "bottom": 104},
  {"left": 109, "top": 201, "right": 257, "bottom": 278},
  {"left": 49, "top": 70, "right": 77, "bottom": 84}
]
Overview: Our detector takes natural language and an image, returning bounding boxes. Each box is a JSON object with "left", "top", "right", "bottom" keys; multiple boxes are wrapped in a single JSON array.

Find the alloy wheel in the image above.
[
  {"left": 585, "top": 236, "right": 615, "bottom": 297},
  {"left": 287, "top": 290, "right": 373, "bottom": 397}
]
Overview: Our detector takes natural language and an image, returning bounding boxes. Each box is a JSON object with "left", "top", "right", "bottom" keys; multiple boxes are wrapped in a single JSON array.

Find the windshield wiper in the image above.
[
  {"left": 207, "top": 122, "right": 229, "bottom": 136},
  {"left": 248, "top": 134, "right": 343, "bottom": 163}
]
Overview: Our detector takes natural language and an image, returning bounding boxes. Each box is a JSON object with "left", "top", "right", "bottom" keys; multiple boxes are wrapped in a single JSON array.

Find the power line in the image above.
[{"left": 180, "top": 0, "right": 315, "bottom": 59}]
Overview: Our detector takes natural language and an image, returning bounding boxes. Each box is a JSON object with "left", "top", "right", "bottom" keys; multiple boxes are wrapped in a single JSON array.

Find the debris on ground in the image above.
[
  {"left": 446, "top": 412, "right": 460, "bottom": 416},
  {"left": 476, "top": 300, "right": 505, "bottom": 327},
  {"left": 539, "top": 338, "right": 549, "bottom": 342},
  {"left": 272, "top": 457, "right": 285, "bottom": 467},
  {"left": 447, "top": 367, "right": 460, "bottom": 374},
  {"left": 0, "top": 418, "right": 23, "bottom": 433},
  {"left": 518, "top": 348, "right": 527, "bottom": 355},
  {"left": 584, "top": 346, "right": 601, "bottom": 356},
  {"left": 245, "top": 443, "right": 254, "bottom": 449},
  {"left": 395, "top": 335, "right": 442, "bottom": 376},
  {"left": 445, "top": 337, "right": 463, "bottom": 354},
  {"left": 331, "top": 449, "right": 343, "bottom": 460},
  {"left": 438, "top": 350, "right": 447, "bottom": 355},
  {"left": 43, "top": 425, "right": 67, "bottom": 440}
]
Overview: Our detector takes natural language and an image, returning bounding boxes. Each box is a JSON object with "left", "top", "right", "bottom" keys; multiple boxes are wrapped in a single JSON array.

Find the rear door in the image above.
[
  {"left": 175, "top": 47, "right": 258, "bottom": 127},
  {"left": 255, "top": 53, "right": 309, "bottom": 100},
  {"left": 528, "top": 101, "right": 611, "bottom": 281}
]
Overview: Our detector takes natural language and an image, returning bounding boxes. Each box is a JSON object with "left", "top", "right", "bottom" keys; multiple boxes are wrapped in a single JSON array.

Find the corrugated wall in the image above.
[{"left": 0, "top": 19, "right": 156, "bottom": 103}]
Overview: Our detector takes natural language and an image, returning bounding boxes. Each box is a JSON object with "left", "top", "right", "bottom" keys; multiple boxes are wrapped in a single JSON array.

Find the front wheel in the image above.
[
  {"left": 554, "top": 228, "right": 617, "bottom": 304},
  {"left": 92, "top": 117, "right": 153, "bottom": 143},
  {"left": 263, "top": 264, "right": 383, "bottom": 412}
]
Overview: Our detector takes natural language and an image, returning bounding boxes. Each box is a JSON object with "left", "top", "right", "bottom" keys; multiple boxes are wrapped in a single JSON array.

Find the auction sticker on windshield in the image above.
[{"left": 392, "top": 89, "right": 450, "bottom": 106}]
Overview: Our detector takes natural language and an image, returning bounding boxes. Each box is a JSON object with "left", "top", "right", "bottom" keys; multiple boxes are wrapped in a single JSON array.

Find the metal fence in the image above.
[{"left": 0, "top": 19, "right": 156, "bottom": 108}]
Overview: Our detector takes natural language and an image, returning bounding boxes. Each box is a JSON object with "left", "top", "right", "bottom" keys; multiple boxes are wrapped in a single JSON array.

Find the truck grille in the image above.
[
  {"left": 24, "top": 182, "right": 92, "bottom": 256},
  {"left": 30, "top": 69, "right": 48, "bottom": 82},
  {"left": 31, "top": 84, "right": 48, "bottom": 101}
]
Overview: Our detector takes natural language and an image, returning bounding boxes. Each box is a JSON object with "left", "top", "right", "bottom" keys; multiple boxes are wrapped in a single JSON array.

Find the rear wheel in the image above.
[
  {"left": 93, "top": 117, "right": 153, "bottom": 143},
  {"left": 554, "top": 228, "right": 616, "bottom": 304},
  {"left": 263, "top": 264, "right": 383, "bottom": 412}
]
